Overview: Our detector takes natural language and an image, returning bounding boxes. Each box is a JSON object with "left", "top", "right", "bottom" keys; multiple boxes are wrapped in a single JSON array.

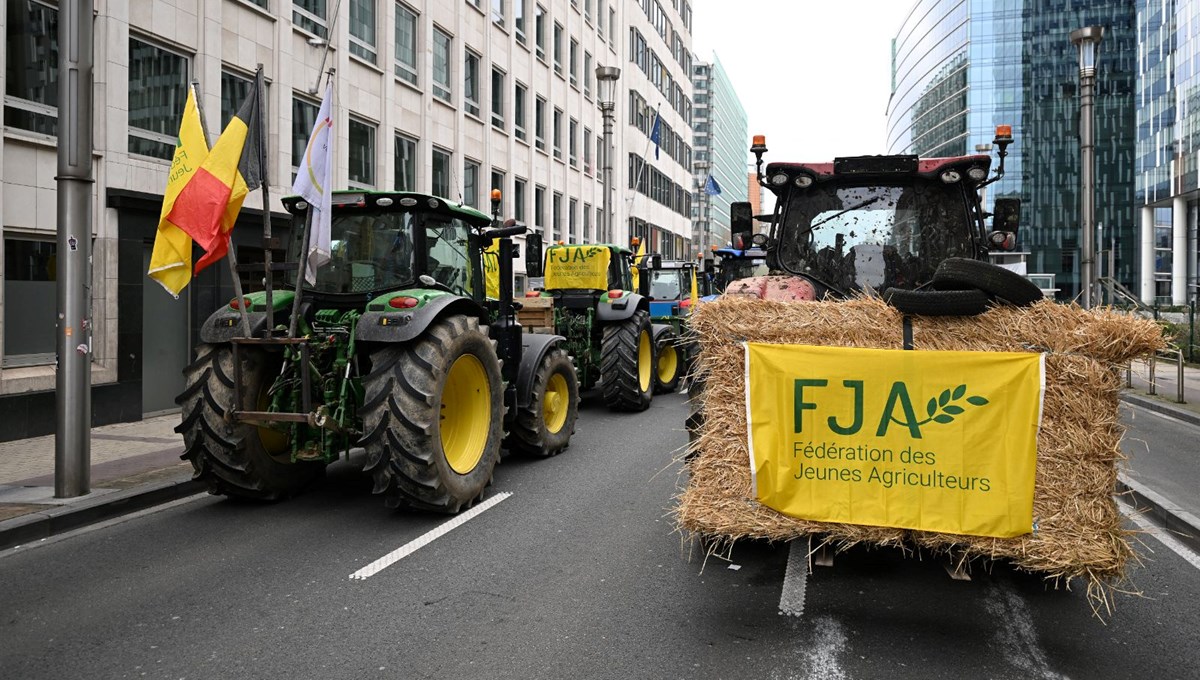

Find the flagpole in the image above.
[
  {"left": 288, "top": 68, "right": 334, "bottom": 339},
  {"left": 192, "top": 78, "right": 253, "bottom": 338},
  {"left": 624, "top": 105, "right": 659, "bottom": 245},
  {"left": 255, "top": 64, "right": 275, "bottom": 338}
]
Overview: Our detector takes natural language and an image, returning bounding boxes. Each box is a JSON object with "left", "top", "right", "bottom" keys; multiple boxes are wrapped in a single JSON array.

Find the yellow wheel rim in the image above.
[
  {"left": 543, "top": 372, "right": 570, "bottom": 434},
  {"left": 256, "top": 385, "right": 289, "bottom": 460},
  {"left": 657, "top": 343, "right": 678, "bottom": 386},
  {"left": 638, "top": 329, "right": 652, "bottom": 393},
  {"left": 440, "top": 354, "right": 492, "bottom": 474}
]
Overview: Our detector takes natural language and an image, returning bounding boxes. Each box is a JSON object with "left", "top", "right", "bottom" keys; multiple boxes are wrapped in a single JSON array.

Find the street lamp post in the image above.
[
  {"left": 1071, "top": 25, "right": 1104, "bottom": 309},
  {"left": 595, "top": 66, "right": 620, "bottom": 243}
]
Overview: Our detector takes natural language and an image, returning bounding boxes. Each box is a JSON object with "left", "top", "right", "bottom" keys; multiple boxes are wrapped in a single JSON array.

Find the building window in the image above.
[
  {"left": 553, "top": 22, "right": 563, "bottom": 75},
  {"left": 552, "top": 107, "right": 562, "bottom": 160},
  {"left": 491, "top": 67, "right": 505, "bottom": 130},
  {"left": 583, "top": 127, "right": 592, "bottom": 173},
  {"left": 534, "top": 5, "right": 546, "bottom": 61},
  {"left": 432, "top": 27, "right": 452, "bottom": 102},
  {"left": 608, "top": 7, "right": 615, "bottom": 47},
  {"left": 3, "top": 238, "right": 56, "bottom": 366},
  {"left": 394, "top": 3, "right": 418, "bottom": 85},
  {"left": 463, "top": 159, "right": 480, "bottom": 208},
  {"left": 514, "top": 177, "right": 527, "bottom": 224},
  {"left": 583, "top": 202, "right": 592, "bottom": 243},
  {"left": 585, "top": 0, "right": 592, "bottom": 23},
  {"left": 534, "top": 185, "right": 546, "bottom": 235},
  {"left": 569, "top": 38, "right": 579, "bottom": 87},
  {"left": 294, "top": 0, "right": 328, "bottom": 39},
  {"left": 491, "top": 169, "right": 505, "bottom": 214},
  {"left": 583, "top": 51, "right": 593, "bottom": 99},
  {"left": 492, "top": 0, "right": 505, "bottom": 27},
  {"left": 569, "top": 198, "right": 578, "bottom": 241},
  {"left": 128, "top": 38, "right": 189, "bottom": 160},
  {"left": 349, "top": 0, "right": 377, "bottom": 63},
  {"left": 348, "top": 117, "right": 376, "bottom": 187},
  {"left": 514, "top": 0, "right": 526, "bottom": 42},
  {"left": 4, "top": 0, "right": 58, "bottom": 136},
  {"left": 597, "top": 0, "right": 605, "bottom": 40},
  {"left": 464, "top": 49, "right": 481, "bottom": 117},
  {"left": 535, "top": 95, "right": 547, "bottom": 151},
  {"left": 514, "top": 82, "right": 528, "bottom": 141},
  {"left": 568, "top": 118, "right": 578, "bottom": 167},
  {"left": 432, "top": 147, "right": 452, "bottom": 197},
  {"left": 292, "top": 96, "right": 319, "bottom": 172},
  {"left": 220, "top": 70, "right": 253, "bottom": 128},
  {"left": 552, "top": 192, "right": 563, "bottom": 242},
  {"left": 394, "top": 133, "right": 417, "bottom": 191}
]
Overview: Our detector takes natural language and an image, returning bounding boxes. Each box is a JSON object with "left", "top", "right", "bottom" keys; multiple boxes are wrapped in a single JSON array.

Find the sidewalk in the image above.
[
  {"left": 1, "top": 363, "right": 1198, "bottom": 553},
  {"left": 0, "top": 414, "right": 202, "bottom": 550}
]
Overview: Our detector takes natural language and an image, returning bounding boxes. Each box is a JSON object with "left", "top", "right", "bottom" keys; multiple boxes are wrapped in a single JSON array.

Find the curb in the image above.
[
  {"left": 1119, "top": 392, "right": 1200, "bottom": 427},
  {"left": 0, "top": 476, "right": 205, "bottom": 552},
  {"left": 1117, "top": 474, "right": 1200, "bottom": 556}
]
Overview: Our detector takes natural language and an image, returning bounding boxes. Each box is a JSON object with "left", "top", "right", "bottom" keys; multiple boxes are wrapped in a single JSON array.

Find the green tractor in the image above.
[
  {"left": 175, "top": 190, "right": 579, "bottom": 512},
  {"left": 525, "top": 236, "right": 657, "bottom": 412}
]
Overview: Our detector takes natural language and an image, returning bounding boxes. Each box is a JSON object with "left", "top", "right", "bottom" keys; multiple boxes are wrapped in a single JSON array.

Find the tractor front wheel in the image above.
[
  {"left": 600, "top": 310, "right": 654, "bottom": 412},
  {"left": 510, "top": 347, "right": 579, "bottom": 457},
  {"left": 653, "top": 328, "right": 682, "bottom": 394},
  {"left": 175, "top": 344, "right": 323, "bottom": 500},
  {"left": 359, "top": 315, "right": 504, "bottom": 513}
]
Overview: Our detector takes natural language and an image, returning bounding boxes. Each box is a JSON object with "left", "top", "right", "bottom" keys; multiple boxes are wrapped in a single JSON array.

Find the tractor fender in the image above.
[
  {"left": 595, "top": 293, "right": 648, "bottom": 322},
  {"left": 199, "top": 309, "right": 269, "bottom": 344},
  {"left": 514, "top": 332, "right": 569, "bottom": 410},
  {"left": 356, "top": 295, "right": 489, "bottom": 344},
  {"left": 651, "top": 323, "right": 675, "bottom": 343}
]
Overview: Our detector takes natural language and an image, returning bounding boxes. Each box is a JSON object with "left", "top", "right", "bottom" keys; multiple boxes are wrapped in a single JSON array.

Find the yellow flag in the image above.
[
  {"left": 689, "top": 266, "right": 699, "bottom": 312},
  {"left": 483, "top": 238, "right": 501, "bottom": 299},
  {"left": 147, "top": 84, "right": 207, "bottom": 296},
  {"left": 544, "top": 245, "right": 611, "bottom": 290},
  {"left": 631, "top": 238, "right": 646, "bottom": 291},
  {"left": 745, "top": 343, "right": 1044, "bottom": 538}
]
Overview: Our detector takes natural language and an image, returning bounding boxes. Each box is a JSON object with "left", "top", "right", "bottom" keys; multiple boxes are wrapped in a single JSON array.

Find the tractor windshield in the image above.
[
  {"left": 775, "top": 181, "right": 975, "bottom": 294},
  {"left": 307, "top": 211, "right": 416, "bottom": 294},
  {"left": 717, "top": 256, "right": 767, "bottom": 291},
  {"left": 649, "top": 269, "right": 683, "bottom": 301}
]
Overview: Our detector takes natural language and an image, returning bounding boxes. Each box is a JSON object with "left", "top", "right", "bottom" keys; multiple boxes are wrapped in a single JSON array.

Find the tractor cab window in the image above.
[
  {"left": 423, "top": 217, "right": 472, "bottom": 295},
  {"left": 611, "top": 250, "right": 633, "bottom": 291},
  {"left": 775, "top": 181, "right": 973, "bottom": 295},
  {"left": 305, "top": 211, "right": 416, "bottom": 294},
  {"left": 649, "top": 269, "right": 683, "bottom": 301}
]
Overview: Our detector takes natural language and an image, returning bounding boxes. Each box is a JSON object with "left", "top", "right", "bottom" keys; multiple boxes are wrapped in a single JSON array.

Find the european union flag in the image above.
[
  {"left": 704, "top": 175, "right": 722, "bottom": 195},
  {"left": 650, "top": 111, "right": 662, "bottom": 160}
]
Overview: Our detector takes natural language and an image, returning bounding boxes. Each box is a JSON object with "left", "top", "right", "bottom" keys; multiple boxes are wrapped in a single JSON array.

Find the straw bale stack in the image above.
[{"left": 677, "top": 296, "right": 1166, "bottom": 605}]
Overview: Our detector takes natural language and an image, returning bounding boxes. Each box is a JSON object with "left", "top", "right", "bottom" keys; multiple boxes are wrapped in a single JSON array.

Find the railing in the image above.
[{"left": 1126, "top": 348, "right": 1187, "bottom": 404}]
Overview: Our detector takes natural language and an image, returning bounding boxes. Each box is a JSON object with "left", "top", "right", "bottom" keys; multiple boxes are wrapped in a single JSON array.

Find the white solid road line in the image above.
[
  {"left": 779, "top": 539, "right": 809, "bottom": 617},
  {"left": 1118, "top": 498, "right": 1200, "bottom": 571},
  {"left": 349, "top": 492, "right": 513, "bottom": 580}
]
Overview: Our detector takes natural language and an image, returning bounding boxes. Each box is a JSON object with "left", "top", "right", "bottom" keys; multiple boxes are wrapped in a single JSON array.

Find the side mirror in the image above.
[
  {"left": 525, "top": 232, "right": 544, "bottom": 278},
  {"left": 730, "top": 202, "right": 753, "bottom": 249},
  {"left": 992, "top": 198, "right": 1020, "bottom": 235},
  {"left": 651, "top": 254, "right": 662, "bottom": 269}
]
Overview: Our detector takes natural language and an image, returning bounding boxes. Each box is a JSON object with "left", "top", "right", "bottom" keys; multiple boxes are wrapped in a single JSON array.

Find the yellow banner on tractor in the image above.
[
  {"left": 744, "top": 343, "right": 1044, "bottom": 538},
  {"left": 544, "top": 245, "right": 611, "bottom": 290}
]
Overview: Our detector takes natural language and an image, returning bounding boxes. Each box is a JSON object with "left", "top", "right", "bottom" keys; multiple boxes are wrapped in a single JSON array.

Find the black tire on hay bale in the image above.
[
  {"left": 882, "top": 287, "right": 990, "bottom": 316},
  {"left": 931, "top": 257, "right": 1044, "bottom": 307}
]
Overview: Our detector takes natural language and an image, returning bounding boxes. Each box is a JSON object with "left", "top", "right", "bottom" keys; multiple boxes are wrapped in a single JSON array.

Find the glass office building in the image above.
[
  {"left": 886, "top": 0, "right": 1137, "bottom": 301},
  {"left": 691, "top": 55, "right": 749, "bottom": 252}
]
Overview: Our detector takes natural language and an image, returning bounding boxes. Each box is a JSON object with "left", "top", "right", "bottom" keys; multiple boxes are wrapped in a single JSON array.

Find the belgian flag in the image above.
[{"left": 167, "top": 82, "right": 263, "bottom": 273}]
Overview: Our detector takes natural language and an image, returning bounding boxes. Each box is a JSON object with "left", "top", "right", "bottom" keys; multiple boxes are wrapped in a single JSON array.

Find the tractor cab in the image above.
[
  {"left": 646, "top": 260, "right": 698, "bottom": 317},
  {"left": 730, "top": 128, "right": 1013, "bottom": 300},
  {"left": 281, "top": 191, "right": 491, "bottom": 304}
]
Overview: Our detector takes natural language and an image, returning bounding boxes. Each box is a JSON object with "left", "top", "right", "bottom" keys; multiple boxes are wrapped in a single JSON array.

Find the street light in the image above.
[
  {"left": 596, "top": 65, "right": 620, "bottom": 243},
  {"left": 1071, "top": 25, "right": 1104, "bottom": 309}
]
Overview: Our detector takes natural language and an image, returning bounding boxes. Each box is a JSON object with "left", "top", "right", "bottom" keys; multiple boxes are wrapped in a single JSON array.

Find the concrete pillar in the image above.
[
  {"left": 1141, "top": 205, "right": 1155, "bottom": 303},
  {"left": 1174, "top": 196, "right": 1188, "bottom": 305}
]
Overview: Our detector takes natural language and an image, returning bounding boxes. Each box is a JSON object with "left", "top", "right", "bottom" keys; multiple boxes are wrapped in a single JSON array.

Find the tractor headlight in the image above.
[
  {"left": 793, "top": 174, "right": 813, "bottom": 188},
  {"left": 770, "top": 172, "right": 789, "bottom": 186},
  {"left": 940, "top": 169, "right": 962, "bottom": 184},
  {"left": 967, "top": 166, "right": 987, "bottom": 181}
]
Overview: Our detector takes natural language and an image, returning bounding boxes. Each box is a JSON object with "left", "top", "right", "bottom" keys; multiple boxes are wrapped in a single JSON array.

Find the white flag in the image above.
[{"left": 292, "top": 83, "right": 334, "bottom": 284}]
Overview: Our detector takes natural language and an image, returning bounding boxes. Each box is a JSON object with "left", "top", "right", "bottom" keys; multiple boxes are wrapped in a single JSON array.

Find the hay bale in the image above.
[{"left": 677, "top": 296, "right": 1166, "bottom": 606}]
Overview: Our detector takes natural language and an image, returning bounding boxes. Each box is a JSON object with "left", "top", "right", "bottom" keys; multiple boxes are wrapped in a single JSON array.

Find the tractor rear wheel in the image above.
[
  {"left": 600, "top": 309, "right": 654, "bottom": 412},
  {"left": 175, "top": 344, "right": 323, "bottom": 500},
  {"left": 359, "top": 315, "right": 504, "bottom": 513},
  {"left": 510, "top": 347, "right": 579, "bottom": 457},
  {"left": 653, "top": 328, "right": 682, "bottom": 394}
]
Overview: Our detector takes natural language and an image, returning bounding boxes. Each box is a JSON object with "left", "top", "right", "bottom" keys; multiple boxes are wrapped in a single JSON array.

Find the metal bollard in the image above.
[
  {"left": 1177, "top": 349, "right": 1186, "bottom": 404},
  {"left": 1126, "top": 362, "right": 1132, "bottom": 388},
  {"left": 1149, "top": 354, "right": 1157, "bottom": 396}
]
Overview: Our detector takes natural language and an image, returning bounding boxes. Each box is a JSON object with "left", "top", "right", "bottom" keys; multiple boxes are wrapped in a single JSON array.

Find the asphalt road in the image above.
[{"left": 2, "top": 392, "right": 1199, "bottom": 679}]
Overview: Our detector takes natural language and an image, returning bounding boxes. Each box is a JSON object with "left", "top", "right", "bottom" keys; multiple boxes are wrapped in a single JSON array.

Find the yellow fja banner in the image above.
[
  {"left": 483, "top": 238, "right": 500, "bottom": 299},
  {"left": 544, "top": 245, "right": 610, "bottom": 290},
  {"left": 744, "top": 343, "right": 1044, "bottom": 538}
]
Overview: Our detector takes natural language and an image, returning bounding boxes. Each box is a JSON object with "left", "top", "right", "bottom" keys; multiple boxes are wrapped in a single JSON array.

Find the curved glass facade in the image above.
[{"left": 887, "top": 0, "right": 1137, "bottom": 300}]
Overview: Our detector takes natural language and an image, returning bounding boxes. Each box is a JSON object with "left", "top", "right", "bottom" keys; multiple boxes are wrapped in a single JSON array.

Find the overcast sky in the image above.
[{"left": 691, "top": 0, "right": 914, "bottom": 165}]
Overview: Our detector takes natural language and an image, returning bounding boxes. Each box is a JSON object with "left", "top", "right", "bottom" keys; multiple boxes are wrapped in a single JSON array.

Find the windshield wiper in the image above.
[{"left": 808, "top": 194, "right": 887, "bottom": 231}]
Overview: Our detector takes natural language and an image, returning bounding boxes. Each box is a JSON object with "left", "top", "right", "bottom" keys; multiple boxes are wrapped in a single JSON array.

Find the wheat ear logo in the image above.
[{"left": 923, "top": 384, "right": 990, "bottom": 425}]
